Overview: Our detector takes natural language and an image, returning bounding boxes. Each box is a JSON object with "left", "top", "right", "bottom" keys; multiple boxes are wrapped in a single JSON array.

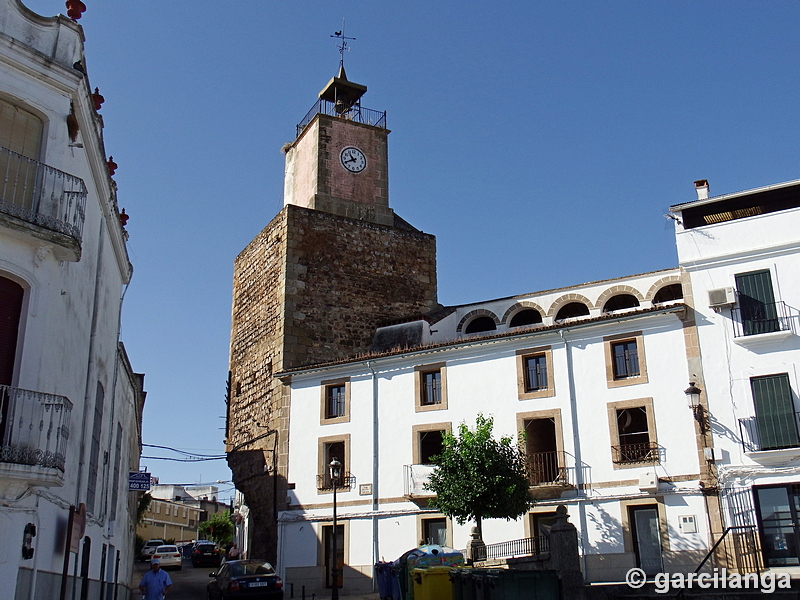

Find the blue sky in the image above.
[{"left": 22, "top": 1, "right": 800, "bottom": 492}]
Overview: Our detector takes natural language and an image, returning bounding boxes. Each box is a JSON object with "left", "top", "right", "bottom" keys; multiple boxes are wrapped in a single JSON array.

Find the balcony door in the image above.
[
  {"left": 524, "top": 418, "right": 560, "bottom": 485},
  {"left": 0, "top": 276, "right": 23, "bottom": 445},
  {"left": 755, "top": 485, "right": 800, "bottom": 566},
  {"left": 0, "top": 99, "right": 43, "bottom": 213},
  {"left": 752, "top": 374, "right": 799, "bottom": 450},
  {"left": 736, "top": 270, "right": 779, "bottom": 335}
]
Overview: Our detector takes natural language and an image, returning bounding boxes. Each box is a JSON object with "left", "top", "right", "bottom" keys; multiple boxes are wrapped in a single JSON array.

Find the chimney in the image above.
[{"left": 694, "top": 179, "right": 709, "bottom": 200}]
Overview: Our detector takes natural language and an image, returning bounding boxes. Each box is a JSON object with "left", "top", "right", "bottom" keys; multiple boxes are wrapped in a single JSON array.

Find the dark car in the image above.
[
  {"left": 192, "top": 543, "right": 222, "bottom": 567},
  {"left": 207, "top": 560, "right": 283, "bottom": 599}
]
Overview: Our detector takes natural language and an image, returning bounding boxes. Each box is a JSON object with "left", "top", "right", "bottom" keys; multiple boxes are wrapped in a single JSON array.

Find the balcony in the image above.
[
  {"left": 732, "top": 301, "right": 796, "bottom": 346},
  {"left": 316, "top": 471, "right": 355, "bottom": 492},
  {"left": 404, "top": 464, "right": 436, "bottom": 498},
  {"left": 738, "top": 413, "right": 800, "bottom": 463},
  {"left": 0, "top": 147, "right": 86, "bottom": 260},
  {"left": 611, "top": 442, "right": 660, "bottom": 465},
  {"left": 0, "top": 385, "right": 72, "bottom": 497},
  {"left": 296, "top": 99, "right": 387, "bottom": 137}
]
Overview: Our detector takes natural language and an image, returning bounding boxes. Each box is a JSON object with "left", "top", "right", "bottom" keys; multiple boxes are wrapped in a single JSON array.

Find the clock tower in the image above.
[
  {"left": 283, "top": 65, "right": 394, "bottom": 226},
  {"left": 227, "top": 67, "right": 439, "bottom": 562}
]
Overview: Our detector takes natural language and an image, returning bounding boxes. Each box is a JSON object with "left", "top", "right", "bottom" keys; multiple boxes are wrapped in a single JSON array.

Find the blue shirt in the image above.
[{"left": 139, "top": 568, "right": 172, "bottom": 600}]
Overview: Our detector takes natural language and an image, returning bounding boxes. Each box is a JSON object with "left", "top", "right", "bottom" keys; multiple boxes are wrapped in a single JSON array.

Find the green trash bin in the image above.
[
  {"left": 412, "top": 566, "right": 454, "bottom": 600},
  {"left": 450, "top": 568, "right": 465, "bottom": 600},
  {"left": 483, "top": 569, "right": 559, "bottom": 600}
]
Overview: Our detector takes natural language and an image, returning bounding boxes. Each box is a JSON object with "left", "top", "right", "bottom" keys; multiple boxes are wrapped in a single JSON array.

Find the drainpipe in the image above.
[
  {"left": 559, "top": 329, "right": 589, "bottom": 577},
  {"left": 367, "top": 360, "right": 379, "bottom": 591}
]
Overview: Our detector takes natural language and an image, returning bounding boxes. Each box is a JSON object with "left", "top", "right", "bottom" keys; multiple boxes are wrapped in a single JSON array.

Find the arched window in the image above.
[
  {"left": 555, "top": 302, "right": 590, "bottom": 322},
  {"left": 603, "top": 294, "right": 640, "bottom": 313},
  {"left": 653, "top": 284, "right": 683, "bottom": 304},
  {"left": 465, "top": 316, "right": 497, "bottom": 334},
  {"left": 509, "top": 309, "right": 542, "bottom": 328}
]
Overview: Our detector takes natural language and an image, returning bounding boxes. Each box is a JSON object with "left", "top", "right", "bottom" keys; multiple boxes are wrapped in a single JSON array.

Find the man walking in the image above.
[{"left": 139, "top": 558, "right": 172, "bottom": 600}]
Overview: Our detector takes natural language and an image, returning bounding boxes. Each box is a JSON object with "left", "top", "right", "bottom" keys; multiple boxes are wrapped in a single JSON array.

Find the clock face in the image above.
[{"left": 340, "top": 147, "right": 367, "bottom": 173}]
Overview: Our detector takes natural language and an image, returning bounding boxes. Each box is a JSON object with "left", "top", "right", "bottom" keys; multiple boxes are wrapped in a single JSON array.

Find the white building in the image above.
[
  {"left": 672, "top": 178, "right": 800, "bottom": 569},
  {"left": 0, "top": 1, "right": 143, "bottom": 598},
  {"left": 277, "top": 265, "right": 716, "bottom": 594}
]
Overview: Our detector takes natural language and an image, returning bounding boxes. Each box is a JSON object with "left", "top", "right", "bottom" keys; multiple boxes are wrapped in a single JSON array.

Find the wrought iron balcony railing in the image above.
[
  {"left": 732, "top": 301, "right": 795, "bottom": 338},
  {"left": 739, "top": 412, "right": 800, "bottom": 452},
  {"left": 316, "top": 472, "right": 355, "bottom": 491},
  {"left": 527, "top": 451, "right": 571, "bottom": 487},
  {"left": 0, "top": 146, "right": 86, "bottom": 242},
  {"left": 611, "top": 442, "right": 660, "bottom": 465},
  {"left": 0, "top": 385, "right": 72, "bottom": 471},
  {"left": 296, "top": 99, "right": 387, "bottom": 137},
  {"left": 473, "top": 535, "right": 550, "bottom": 562}
]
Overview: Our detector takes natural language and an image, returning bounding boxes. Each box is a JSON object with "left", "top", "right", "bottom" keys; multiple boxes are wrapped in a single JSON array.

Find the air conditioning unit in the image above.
[
  {"left": 708, "top": 287, "right": 736, "bottom": 307},
  {"left": 638, "top": 471, "right": 659, "bottom": 493}
]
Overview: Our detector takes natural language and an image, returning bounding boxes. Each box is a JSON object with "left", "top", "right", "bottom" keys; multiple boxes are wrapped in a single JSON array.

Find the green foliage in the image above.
[
  {"left": 426, "top": 414, "right": 533, "bottom": 531},
  {"left": 136, "top": 493, "right": 152, "bottom": 525},
  {"left": 199, "top": 510, "right": 233, "bottom": 544}
]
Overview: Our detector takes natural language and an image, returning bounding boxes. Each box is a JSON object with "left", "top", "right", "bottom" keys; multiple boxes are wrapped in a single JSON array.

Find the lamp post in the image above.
[{"left": 329, "top": 457, "right": 342, "bottom": 600}]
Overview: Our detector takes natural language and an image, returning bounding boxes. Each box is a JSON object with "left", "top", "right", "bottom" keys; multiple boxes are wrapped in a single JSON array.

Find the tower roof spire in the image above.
[{"left": 320, "top": 21, "right": 366, "bottom": 110}]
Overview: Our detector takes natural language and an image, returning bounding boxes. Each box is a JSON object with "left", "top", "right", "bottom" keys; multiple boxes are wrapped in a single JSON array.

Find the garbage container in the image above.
[
  {"left": 483, "top": 569, "right": 559, "bottom": 600},
  {"left": 412, "top": 566, "right": 454, "bottom": 600},
  {"left": 396, "top": 545, "right": 465, "bottom": 600},
  {"left": 375, "top": 561, "right": 394, "bottom": 600},
  {"left": 450, "top": 568, "right": 465, "bottom": 600}
]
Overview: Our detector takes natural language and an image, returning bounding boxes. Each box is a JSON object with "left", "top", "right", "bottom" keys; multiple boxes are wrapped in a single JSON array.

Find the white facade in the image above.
[
  {"left": 0, "top": 2, "right": 142, "bottom": 599},
  {"left": 672, "top": 179, "right": 800, "bottom": 569},
  {"left": 278, "top": 267, "right": 713, "bottom": 594}
]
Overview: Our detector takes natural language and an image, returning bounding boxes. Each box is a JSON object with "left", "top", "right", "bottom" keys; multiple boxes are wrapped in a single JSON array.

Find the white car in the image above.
[
  {"left": 152, "top": 545, "right": 182, "bottom": 570},
  {"left": 141, "top": 539, "right": 164, "bottom": 561}
]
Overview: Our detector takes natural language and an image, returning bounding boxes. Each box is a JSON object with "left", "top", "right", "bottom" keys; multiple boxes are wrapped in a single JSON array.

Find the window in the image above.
[
  {"left": 412, "top": 423, "right": 450, "bottom": 466},
  {"left": 86, "top": 381, "right": 105, "bottom": 513},
  {"left": 604, "top": 332, "right": 647, "bottom": 388},
  {"left": 555, "top": 302, "right": 590, "bottom": 322},
  {"left": 509, "top": 309, "right": 542, "bottom": 328},
  {"left": 612, "top": 341, "right": 639, "bottom": 379},
  {"left": 465, "top": 316, "right": 497, "bottom": 334},
  {"left": 736, "top": 270, "right": 782, "bottom": 336},
  {"left": 603, "top": 294, "right": 640, "bottom": 312},
  {"left": 517, "top": 410, "right": 565, "bottom": 488},
  {"left": 652, "top": 283, "right": 683, "bottom": 304},
  {"left": 414, "top": 363, "right": 447, "bottom": 412},
  {"left": 608, "top": 398, "right": 658, "bottom": 467},
  {"left": 320, "top": 378, "right": 350, "bottom": 424},
  {"left": 420, "top": 517, "right": 448, "bottom": 546},
  {"left": 516, "top": 347, "right": 554, "bottom": 399},
  {"left": 317, "top": 435, "right": 350, "bottom": 492},
  {"left": 750, "top": 374, "right": 799, "bottom": 450}
]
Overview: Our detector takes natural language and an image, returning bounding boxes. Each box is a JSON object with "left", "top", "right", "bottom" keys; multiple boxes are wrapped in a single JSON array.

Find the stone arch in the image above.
[
  {"left": 457, "top": 309, "right": 501, "bottom": 334},
  {"left": 645, "top": 275, "right": 684, "bottom": 302},
  {"left": 595, "top": 285, "right": 644, "bottom": 312},
  {"left": 547, "top": 293, "right": 593, "bottom": 319},
  {"left": 501, "top": 301, "right": 545, "bottom": 326}
]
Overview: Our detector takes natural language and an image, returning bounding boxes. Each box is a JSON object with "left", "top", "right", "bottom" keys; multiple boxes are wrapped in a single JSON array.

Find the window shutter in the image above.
[
  {"left": 0, "top": 100, "right": 43, "bottom": 159},
  {"left": 736, "top": 270, "right": 778, "bottom": 335},
  {"left": 752, "top": 374, "right": 799, "bottom": 449}
]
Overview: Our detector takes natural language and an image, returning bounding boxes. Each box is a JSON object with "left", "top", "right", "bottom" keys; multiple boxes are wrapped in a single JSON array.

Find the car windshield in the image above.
[
  {"left": 230, "top": 562, "right": 275, "bottom": 577},
  {"left": 146, "top": 541, "right": 163, "bottom": 546},
  {"left": 157, "top": 546, "right": 177, "bottom": 552},
  {"left": 197, "top": 545, "right": 216, "bottom": 551}
]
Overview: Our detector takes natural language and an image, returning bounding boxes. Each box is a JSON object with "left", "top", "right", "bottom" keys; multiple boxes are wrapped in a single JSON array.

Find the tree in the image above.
[
  {"left": 425, "top": 414, "right": 533, "bottom": 536},
  {"left": 199, "top": 510, "right": 234, "bottom": 545}
]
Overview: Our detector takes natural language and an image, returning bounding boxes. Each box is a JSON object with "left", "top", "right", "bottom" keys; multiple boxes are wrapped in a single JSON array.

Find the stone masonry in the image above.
[{"left": 228, "top": 202, "right": 438, "bottom": 562}]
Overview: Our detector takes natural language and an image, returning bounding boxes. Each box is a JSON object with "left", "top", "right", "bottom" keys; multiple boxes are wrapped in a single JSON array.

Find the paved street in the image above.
[{"left": 132, "top": 558, "right": 381, "bottom": 599}]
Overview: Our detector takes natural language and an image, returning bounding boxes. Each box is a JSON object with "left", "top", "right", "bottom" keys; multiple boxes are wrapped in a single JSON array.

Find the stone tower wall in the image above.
[{"left": 227, "top": 203, "right": 438, "bottom": 562}]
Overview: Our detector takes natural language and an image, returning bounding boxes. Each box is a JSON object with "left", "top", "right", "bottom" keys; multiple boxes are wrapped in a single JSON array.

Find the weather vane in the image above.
[{"left": 331, "top": 19, "right": 355, "bottom": 68}]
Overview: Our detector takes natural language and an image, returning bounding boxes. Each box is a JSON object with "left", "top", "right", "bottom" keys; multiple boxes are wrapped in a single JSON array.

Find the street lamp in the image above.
[
  {"left": 684, "top": 382, "right": 708, "bottom": 433},
  {"left": 329, "top": 457, "right": 342, "bottom": 600}
]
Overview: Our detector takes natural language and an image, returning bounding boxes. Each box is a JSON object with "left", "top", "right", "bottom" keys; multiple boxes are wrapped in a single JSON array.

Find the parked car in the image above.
[
  {"left": 152, "top": 545, "right": 182, "bottom": 570},
  {"left": 207, "top": 560, "right": 283, "bottom": 599},
  {"left": 192, "top": 542, "right": 222, "bottom": 567},
  {"left": 140, "top": 539, "right": 165, "bottom": 561}
]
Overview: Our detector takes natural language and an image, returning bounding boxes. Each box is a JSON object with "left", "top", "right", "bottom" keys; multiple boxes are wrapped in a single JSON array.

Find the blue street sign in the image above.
[{"left": 129, "top": 471, "right": 151, "bottom": 491}]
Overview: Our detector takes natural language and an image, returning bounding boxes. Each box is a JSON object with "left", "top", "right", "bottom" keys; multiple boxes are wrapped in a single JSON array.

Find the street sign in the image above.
[{"left": 129, "top": 471, "right": 151, "bottom": 491}]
